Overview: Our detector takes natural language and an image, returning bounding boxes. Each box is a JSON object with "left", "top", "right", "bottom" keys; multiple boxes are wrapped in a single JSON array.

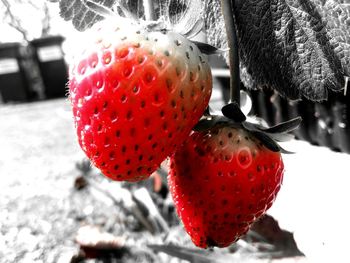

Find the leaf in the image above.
[
  {"left": 55, "top": 0, "right": 117, "bottom": 31},
  {"left": 193, "top": 116, "right": 228, "bottom": 131},
  {"left": 204, "top": 0, "right": 350, "bottom": 101},
  {"left": 170, "top": 0, "right": 204, "bottom": 38},
  {"left": 49, "top": 0, "right": 350, "bottom": 101},
  {"left": 241, "top": 121, "right": 295, "bottom": 141},
  {"left": 148, "top": 244, "right": 215, "bottom": 263},
  {"left": 250, "top": 131, "right": 281, "bottom": 152},
  {"left": 84, "top": 0, "right": 117, "bottom": 18},
  {"left": 262, "top": 117, "right": 302, "bottom": 134},
  {"left": 191, "top": 40, "right": 224, "bottom": 55},
  {"left": 221, "top": 102, "right": 246, "bottom": 122},
  {"left": 50, "top": 0, "right": 204, "bottom": 33},
  {"left": 267, "top": 132, "right": 295, "bottom": 143}
]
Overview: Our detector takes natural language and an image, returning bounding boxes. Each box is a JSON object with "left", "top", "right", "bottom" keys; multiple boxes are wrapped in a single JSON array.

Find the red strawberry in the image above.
[
  {"left": 69, "top": 19, "right": 212, "bottom": 181},
  {"left": 168, "top": 124, "right": 284, "bottom": 248}
]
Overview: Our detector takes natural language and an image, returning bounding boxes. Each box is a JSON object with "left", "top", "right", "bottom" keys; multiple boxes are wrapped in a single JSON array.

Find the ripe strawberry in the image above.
[
  {"left": 69, "top": 18, "right": 212, "bottom": 181},
  {"left": 168, "top": 124, "right": 284, "bottom": 248}
]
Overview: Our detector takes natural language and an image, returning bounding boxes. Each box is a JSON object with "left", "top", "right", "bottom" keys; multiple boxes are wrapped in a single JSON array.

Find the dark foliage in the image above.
[{"left": 48, "top": 0, "right": 350, "bottom": 101}]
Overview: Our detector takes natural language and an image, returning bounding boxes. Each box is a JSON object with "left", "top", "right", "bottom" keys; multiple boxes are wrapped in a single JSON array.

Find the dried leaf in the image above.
[
  {"left": 75, "top": 225, "right": 125, "bottom": 249},
  {"left": 132, "top": 187, "right": 170, "bottom": 233},
  {"left": 74, "top": 176, "right": 89, "bottom": 190},
  {"left": 148, "top": 244, "right": 214, "bottom": 263}
]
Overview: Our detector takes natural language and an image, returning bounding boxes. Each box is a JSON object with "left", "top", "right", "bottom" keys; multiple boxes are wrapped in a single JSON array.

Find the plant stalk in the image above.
[
  {"left": 143, "top": 0, "right": 156, "bottom": 21},
  {"left": 220, "top": 0, "right": 240, "bottom": 106}
]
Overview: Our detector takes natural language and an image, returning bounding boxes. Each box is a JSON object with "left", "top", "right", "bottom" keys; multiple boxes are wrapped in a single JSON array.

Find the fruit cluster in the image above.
[{"left": 69, "top": 18, "right": 286, "bottom": 248}]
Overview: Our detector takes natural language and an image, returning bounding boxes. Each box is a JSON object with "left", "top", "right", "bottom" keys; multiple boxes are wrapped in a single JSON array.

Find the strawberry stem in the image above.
[
  {"left": 143, "top": 0, "right": 156, "bottom": 21},
  {"left": 220, "top": 0, "right": 240, "bottom": 106}
]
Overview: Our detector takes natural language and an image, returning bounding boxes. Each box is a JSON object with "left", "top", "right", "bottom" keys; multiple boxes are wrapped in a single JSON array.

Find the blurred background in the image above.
[
  {"left": 0, "top": 0, "right": 87, "bottom": 104},
  {"left": 0, "top": 1, "right": 350, "bottom": 263}
]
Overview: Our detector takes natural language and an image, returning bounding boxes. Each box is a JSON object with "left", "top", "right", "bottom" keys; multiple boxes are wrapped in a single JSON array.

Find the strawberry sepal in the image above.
[
  {"left": 221, "top": 102, "right": 246, "bottom": 122},
  {"left": 194, "top": 102, "right": 302, "bottom": 153},
  {"left": 191, "top": 41, "right": 226, "bottom": 55}
]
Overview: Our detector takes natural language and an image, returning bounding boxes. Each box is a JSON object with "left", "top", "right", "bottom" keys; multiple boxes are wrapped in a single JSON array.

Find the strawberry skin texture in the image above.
[
  {"left": 168, "top": 126, "right": 284, "bottom": 248},
  {"left": 69, "top": 19, "right": 212, "bottom": 181}
]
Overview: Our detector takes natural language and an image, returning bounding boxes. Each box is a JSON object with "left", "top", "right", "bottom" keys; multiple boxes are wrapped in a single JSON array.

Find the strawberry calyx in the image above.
[
  {"left": 191, "top": 41, "right": 226, "bottom": 55},
  {"left": 194, "top": 102, "right": 302, "bottom": 153}
]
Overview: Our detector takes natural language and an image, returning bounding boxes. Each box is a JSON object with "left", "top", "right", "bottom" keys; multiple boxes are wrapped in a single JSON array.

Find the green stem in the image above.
[{"left": 220, "top": 0, "right": 240, "bottom": 106}]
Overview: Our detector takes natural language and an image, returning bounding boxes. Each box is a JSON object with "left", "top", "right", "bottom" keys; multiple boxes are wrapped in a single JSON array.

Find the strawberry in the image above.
[
  {"left": 69, "top": 18, "right": 212, "bottom": 181},
  {"left": 168, "top": 124, "right": 284, "bottom": 248},
  {"left": 168, "top": 103, "right": 301, "bottom": 248},
  {"left": 167, "top": 102, "right": 302, "bottom": 249}
]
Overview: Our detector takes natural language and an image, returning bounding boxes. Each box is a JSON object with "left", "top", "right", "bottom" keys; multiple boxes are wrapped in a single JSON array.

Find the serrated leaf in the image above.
[
  {"left": 204, "top": 0, "right": 350, "bottom": 101},
  {"left": 84, "top": 0, "right": 117, "bottom": 18},
  {"left": 50, "top": 0, "right": 204, "bottom": 33},
  {"left": 56, "top": 0, "right": 117, "bottom": 31},
  {"left": 50, "top": 0, "right": 349, "bottom": 101}
]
